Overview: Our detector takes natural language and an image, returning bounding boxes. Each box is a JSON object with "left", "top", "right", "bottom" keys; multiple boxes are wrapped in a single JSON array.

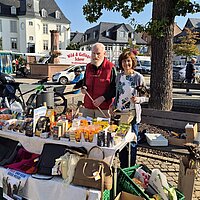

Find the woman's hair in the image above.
[{"left": 118, "top": 50, "right": 137, "bottom": 71}]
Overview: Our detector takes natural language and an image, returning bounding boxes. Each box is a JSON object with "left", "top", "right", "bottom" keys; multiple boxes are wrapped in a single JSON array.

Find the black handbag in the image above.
[
  {"left": 0, "top": 136, "right": 19, "bottom": 166},
  {"left": 37, "top": 143, "right": 87, "bottom": 175}
]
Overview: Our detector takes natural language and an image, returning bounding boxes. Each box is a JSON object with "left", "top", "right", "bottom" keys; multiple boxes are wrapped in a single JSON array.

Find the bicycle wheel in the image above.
[{"left": 54, "top": 92, "right": 67, "bottom": 115}]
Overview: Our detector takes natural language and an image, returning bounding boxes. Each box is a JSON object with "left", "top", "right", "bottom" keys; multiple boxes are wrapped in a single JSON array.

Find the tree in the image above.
[
  {"left": 83, "top": 0, "right": 200, "bottom": 111},
  {"left": 66, "top": 43, "right": 80, "bottom": 50},
  {"left": 173, "top": 27, "right": 200, "bottom": 62}
]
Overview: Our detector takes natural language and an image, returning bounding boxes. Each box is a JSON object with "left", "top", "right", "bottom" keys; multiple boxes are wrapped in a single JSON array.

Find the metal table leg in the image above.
[
  {"left": 128, "top": 142, "right": 131, "bottom": 167},
  {"left": 112, "top": 154, "right": 120, "bottom": 198}
]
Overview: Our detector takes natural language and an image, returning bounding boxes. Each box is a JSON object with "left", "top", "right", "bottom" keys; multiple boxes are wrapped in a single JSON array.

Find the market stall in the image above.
[{"left": 0, "top": 117, "right": 135, "bottom": 200}]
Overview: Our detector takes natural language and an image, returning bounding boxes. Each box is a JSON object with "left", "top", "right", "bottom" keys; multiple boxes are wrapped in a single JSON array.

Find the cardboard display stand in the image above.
[{"left": 178, "top": 156, "right": 196, "bottom": 200}]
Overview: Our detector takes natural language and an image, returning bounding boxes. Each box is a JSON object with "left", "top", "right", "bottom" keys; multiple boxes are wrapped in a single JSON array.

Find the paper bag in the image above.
[{"left": 178, "top": 157, "right": 196, "bottom": 200}]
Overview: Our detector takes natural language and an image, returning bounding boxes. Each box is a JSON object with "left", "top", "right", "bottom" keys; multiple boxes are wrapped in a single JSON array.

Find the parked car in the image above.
[
  {"left": 135, "top": 56, "right": 151, "bottom": 74},
  {"left": 173, "top": 64, "right": 200, "bottom": 83},
  {"left": 52, "top": 64, "right": 86, "bottom": 85}
]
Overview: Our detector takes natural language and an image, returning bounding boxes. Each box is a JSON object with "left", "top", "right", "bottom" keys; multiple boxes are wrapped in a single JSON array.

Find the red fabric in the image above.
[
  {"left": 5, "top": 147, "right": 40, "bottom": 174},
  {"left": 84, "top": 58, "right": 114, "bottom": 110}
]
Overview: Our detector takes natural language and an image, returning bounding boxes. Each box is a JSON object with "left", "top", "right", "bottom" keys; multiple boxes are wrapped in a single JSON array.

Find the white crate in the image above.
[{"left": 145, "top": 133, "right": 168, "bottom": 146}]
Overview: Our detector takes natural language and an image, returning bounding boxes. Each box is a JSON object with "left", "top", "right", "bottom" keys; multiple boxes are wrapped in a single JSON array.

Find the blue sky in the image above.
[{"left": 55, "top": 0, "right": 200, "bottom": 32}]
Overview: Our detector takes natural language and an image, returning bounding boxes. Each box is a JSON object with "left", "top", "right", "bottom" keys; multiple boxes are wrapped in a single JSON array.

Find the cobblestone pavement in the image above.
[{"left": 136, "top": 151, "right": 200, "bottom": 200}]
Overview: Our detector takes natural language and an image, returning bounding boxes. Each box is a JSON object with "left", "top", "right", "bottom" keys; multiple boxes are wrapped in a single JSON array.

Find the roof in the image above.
[
  {"left": 81, "top": 22, "right": 146, "bottom": 46},
  {"left": 39, "top": 0, "right": 70, "bottom": 24},
  {"left": 186, "top": 18, "right": 200, "bottom": 29},
  {"left": 0, "top": 0, "right": 20, "bottom": 7},
  {"left": 0, "top": 0, "right": 70, "bottom": 24},
  {"left": 174, "top": 18, "right": 200, "bottom": 44},
  {"left": 70, "top": 32, "right": 84, "bottom": 43}
]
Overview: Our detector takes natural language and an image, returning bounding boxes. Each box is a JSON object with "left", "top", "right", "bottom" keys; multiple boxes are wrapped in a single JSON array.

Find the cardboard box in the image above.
[
  {"left": 168, "top": 123, "right": 198, "bottom": 146},
  {"left": 185, "top": 123, "right": 198, "bottom": 142},
  {"left": 114, "top": 192, "right": 144, "bottom": 200},
  {"left": 168, "top": 137, "right": 186, "bottom": 146},
  {"left": 178, "top": 156, "right": 196, "bottom": 200}
]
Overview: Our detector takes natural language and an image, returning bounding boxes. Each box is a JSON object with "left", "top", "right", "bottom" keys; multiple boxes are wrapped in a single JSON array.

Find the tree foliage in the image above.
[
  {"left": 173, "top": 28, "right": 200, "bottom": 59},
  {"left": 83, "top": 1, "right": 200, "bottom": 34},
  {"left": 83, "top": 0, "right": 200, "bottom": 111},
  {"left": 66, "top": 43, "right": 81, "bottom": 50}
]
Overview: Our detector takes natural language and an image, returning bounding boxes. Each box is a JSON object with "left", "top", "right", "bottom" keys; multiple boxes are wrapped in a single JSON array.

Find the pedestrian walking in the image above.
[{"left": 185, "top": 57, "right": 196, "bottom": 95}]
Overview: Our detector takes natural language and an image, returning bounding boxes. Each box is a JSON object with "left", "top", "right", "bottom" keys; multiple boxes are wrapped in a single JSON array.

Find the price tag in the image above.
[{"left": 93, "top": 171, "right": 101, "bottom": 181}]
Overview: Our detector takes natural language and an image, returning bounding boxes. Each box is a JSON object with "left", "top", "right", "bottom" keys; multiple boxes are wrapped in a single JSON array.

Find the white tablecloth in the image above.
[
  {"left": 0, "top": 129, "right": 135, "bottom": 165},
  {"left": 0, "top": 129, "right": 135, "bottom": 200},
  {"left": 0, "top": 167, "right": 99, "bottom": 200}
]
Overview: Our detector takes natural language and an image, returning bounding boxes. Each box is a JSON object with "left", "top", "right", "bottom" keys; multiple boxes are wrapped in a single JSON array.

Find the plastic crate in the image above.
[
  {"left": 103, "top": 190, "right": 110, "bottom": 200},
  {"left": 118, "top": 164, "right": 185, "bottom": 200}
]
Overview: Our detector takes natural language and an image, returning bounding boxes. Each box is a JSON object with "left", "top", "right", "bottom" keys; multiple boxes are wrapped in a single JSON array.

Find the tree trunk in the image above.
[{"left": 149, "top": 0, "right": 176, "bottom": 111}]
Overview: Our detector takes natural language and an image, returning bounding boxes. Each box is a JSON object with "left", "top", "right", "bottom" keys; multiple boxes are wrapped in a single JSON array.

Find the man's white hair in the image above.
[{"left": 92, "top": 42, "right": 105, "bottom": 52}]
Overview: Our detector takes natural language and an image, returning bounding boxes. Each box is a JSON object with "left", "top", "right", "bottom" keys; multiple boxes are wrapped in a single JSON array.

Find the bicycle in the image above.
[{"left": 1, "top": 77, "right": 67, "bottom": 115}]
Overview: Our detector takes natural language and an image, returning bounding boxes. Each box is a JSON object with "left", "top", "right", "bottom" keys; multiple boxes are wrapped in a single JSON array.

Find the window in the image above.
[
  {"left": 119, "top": 31, "right": 125, "bottom": 38},
  {"left": 119, "top": 46, "right": 124, "bottom": 51},
  {"left": 11, "top": 38, "right": 17, "bottom": 50},
  {"left": 10, "top": 21, "right": 17, "bottom": 33},
  {"left": 55, "top": 10, "right": 61, "bottom": 19},
  {"left": 0, "top": 6, "right": 2, "bottom": 13},
  {"left": 106, "top": 31, "right": 110, "bottom": 37},
  {"left": 56, "top": 25, "right": 61, "bottom": 35},
  {"left": 29, "top": 36, "right": 33, "bottom": 41},
  {"left": 43, "top": 24, "right": 48, "bottom": 34},
  {"left": 43, "top": 40, "right": 48, "bottom": 50},
  {"left": 41, "top": 9, "right": 47, "bottom": 18},
  {"left": 11, "top": 6, "right": 16, "bottom": 15},
  {"left": 59, "top": 41, "right": 61, "bottom": 49},
  {"left": 105, "top": 46, "right": 113, "bottom": 51},
  {"left": 0, "top": 20, "right": 2, "bottom": 32},
  {"left": 93, "top": 31, "right": 98, "bottom": 39},
  {"left": 29, "top": 21, "right": 33, "bottom": 26}
]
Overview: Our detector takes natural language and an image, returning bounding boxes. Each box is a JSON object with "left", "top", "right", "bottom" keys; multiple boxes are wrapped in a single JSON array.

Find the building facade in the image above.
[{"left": 0, "top": 0, "right": 70, "bottom": 54}]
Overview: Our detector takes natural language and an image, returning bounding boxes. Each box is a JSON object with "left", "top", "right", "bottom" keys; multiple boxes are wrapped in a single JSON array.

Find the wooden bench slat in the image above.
[
  {"left": 142, "top": 108, "right": 200, "bottom": 122},
  {"left": 141, "top": 116, "right": 197, "bottom": 130},
  {"left": 173, "top": 82, "right": 200, "bottom": 89}
]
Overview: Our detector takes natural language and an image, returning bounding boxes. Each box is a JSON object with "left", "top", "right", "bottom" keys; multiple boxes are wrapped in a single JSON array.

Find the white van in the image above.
[{"left": 135, "top": 56, "right": 151, "bottom": 74}]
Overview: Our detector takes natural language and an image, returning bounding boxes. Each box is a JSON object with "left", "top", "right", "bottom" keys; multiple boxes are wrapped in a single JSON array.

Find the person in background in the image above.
[
  {"left": 70, "top": 67, "right": 84, "bottom": 84},
  {"left": 78, "top": 42, "right": 117, "bottom": 118},
  {"left": 15, "top": 59, "right": 19, "bottom": 72},
  {"left": 69, "top": 67, "right": 84, "bottom": 94},
  {"left": 111, "top": 50, "right": 148, "bottom": 167},
  {"left": 185, "top": 57, "right": 197, "bottom": 95}
]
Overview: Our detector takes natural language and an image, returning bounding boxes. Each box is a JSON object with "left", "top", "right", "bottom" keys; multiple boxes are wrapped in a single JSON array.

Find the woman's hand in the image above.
[
  {"left": 131, "top": 96, "right": 140, "bottom": 104},
  {"left": 109, "top": 105, "right": 115, "bottom": 116}
]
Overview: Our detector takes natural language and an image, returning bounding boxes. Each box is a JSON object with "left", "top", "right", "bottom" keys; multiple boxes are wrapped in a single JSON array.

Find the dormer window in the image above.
[
  {"left": 41, "top": 9, "right": 47, "bottom": 18},
  {"left": 106, "top": 31, "right": 110, "bottom": 37},
  {"left": 93, "top": 31, "right": 98, "bottom": 39},
  {"left": 11, "top": 6, "right": 16, "bottom": 15},
  {"left": 55, "top": 10, "right": 61, "bottom": 19}
]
